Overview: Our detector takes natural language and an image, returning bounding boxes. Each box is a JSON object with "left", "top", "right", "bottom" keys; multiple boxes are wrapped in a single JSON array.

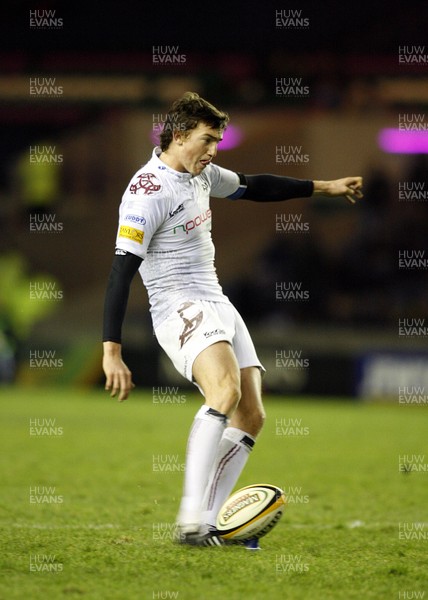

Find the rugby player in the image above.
[{"left": 102, "top": 92, "right": 363, "bottom": 546}]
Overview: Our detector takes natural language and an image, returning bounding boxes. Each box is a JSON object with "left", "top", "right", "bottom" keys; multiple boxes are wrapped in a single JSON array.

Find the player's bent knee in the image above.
[
  {"left": 231, "top": 403, "right": 265, "bottom": 436},
  {"left": 228, "top": 376, "right": 242, "bottom": 404},
  {"left": 251, "top": 409, "right": 266, "bottom": 435},
  {"left": 212, "top": 377, "right": 241, "bottom": 416}
]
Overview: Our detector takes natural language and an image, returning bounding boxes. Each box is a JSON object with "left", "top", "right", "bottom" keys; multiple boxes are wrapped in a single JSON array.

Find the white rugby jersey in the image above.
[{"left": 115, "top": 147, "right": 243, "bottom": 328}]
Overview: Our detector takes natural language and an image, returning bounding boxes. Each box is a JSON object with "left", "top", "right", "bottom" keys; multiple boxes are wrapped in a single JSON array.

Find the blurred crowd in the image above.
[{"left": 227, "top": 155, "right": 428, "bottom": 327}]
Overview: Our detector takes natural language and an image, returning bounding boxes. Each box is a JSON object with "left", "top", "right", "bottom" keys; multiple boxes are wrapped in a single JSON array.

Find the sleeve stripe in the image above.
[{"left": 227, "top": 184, "right": 247, "bottom": 200}]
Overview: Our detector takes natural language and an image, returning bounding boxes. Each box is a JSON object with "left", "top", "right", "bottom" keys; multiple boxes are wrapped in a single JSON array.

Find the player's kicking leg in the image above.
[
  {"left": 200, "top": 366, "right": 265, "bottom": 533},
  {"left": 176, "top": 341, "right": 241, "bottom": 546},
  {"left": 177, "top": 361, "right": 265, "bottom": 547}
]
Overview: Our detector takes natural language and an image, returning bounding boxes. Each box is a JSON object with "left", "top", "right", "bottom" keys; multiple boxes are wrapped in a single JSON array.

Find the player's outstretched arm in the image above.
[
  {"left": 102, "top": 252, "right": 142, "bottom": 401},
  {"left": 312, "top": 176, "right": 363, "bottom": 204},
  {"left": 232, "top": 173, "right": 363, "bottom": 204}
]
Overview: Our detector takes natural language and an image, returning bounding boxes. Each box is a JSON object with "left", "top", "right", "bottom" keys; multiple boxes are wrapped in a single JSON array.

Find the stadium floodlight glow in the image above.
[
  {"left": 217, "top": 125, "right": 243, "bottom": 151},
  {"left": 378, "top": 128, "right": 428, "bottom": 154},
  {"left": 150, "top": 124, "right": 243, "bottom": 150}
]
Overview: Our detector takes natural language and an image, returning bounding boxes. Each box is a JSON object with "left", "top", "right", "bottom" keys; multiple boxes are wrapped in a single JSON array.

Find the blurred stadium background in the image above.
[{"left": 1, "top": 0, "right": 427, "bottom": 401}]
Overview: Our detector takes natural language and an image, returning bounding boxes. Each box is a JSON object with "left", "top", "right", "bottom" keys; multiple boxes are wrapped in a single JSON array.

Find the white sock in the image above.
[
  {"left": 177, "top": 405, "right": 228, "bottom": 530},
  {"left": 201, "top": 427, "right": 255, "bottom": 529}
]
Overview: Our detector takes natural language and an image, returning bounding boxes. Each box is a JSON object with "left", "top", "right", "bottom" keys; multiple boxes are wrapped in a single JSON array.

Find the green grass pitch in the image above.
[{"left": 0, "top": 386, "right": 427, "bottom": 599}]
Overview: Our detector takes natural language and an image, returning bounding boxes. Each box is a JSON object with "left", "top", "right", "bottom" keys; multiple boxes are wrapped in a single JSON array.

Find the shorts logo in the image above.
[
  {"left": 119, "top": 225, "right": 144, "bottom": 244},
  {"left": 177, "top": 302, "right": 203, "bottom": 348},
  {"left": 129, "top": 173, "right": 161, "bottom": 195},
  {"left": 124, "top": 214, "right": 146, "bottom": 225},
  {"left": 203, "top": 329, "right": 225, "bottom": 338}
]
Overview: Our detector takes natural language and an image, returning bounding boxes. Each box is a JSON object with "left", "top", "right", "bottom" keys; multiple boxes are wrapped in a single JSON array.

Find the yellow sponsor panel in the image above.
[{"left": 119, "top": 225, "right": 144, "bottom": 244}]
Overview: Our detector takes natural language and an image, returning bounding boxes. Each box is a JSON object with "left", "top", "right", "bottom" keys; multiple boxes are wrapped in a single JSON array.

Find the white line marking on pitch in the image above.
[
  {"left": 11, "top": 521, "right": 428, "bottom": 531},
  {"left": 12, "top": 523, "right": 123, "bottom": 530},
  {"left": 285, "top": 521, "right": 428, "bottom": 530}
]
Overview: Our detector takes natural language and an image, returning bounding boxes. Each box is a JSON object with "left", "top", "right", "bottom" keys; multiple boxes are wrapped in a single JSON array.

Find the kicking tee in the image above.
[{"left": 115, "top": 147, "right": 241, "bottom": 329}]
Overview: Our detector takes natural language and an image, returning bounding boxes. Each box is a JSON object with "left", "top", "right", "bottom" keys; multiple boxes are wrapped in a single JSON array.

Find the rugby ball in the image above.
[{"left": 216, "top": 484, "right": 286, "bottom": 542}]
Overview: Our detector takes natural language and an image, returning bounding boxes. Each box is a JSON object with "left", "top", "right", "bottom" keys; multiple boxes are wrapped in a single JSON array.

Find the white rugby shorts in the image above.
[{"left": 155, "top": 300, "right": 264, "bottom": 382}]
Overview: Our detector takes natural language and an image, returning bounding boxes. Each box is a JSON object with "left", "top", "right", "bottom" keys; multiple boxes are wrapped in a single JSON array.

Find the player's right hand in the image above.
[
  {"left": 313, "top": 177, "right": 364, "bottom": 204},
  {"left": 102, "top": 344, "right": 135, "bottom": 402}
]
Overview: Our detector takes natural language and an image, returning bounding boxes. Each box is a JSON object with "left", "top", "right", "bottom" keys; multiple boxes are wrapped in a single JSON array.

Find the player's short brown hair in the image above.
[{"left": 159, "top": 92, "right": 229, "bottom": 151}]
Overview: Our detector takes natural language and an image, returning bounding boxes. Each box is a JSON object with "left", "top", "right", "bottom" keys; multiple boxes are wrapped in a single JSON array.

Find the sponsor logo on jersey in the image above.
[
  {"left": 169, "top": 204, "right": 184, "bottom": 218},
  {"left": 124, "top": 214, "right": 147, "bottom": 225},
  {"left": 172, "top": 209, "right": 212, "bottom": 235},
  {"left": 119, "top": 225, "right": 144, "bottom": 244},
  {"left": 129, "top": 172, "right": 161, "bottom": 195},
  {"left": 115, "top": 248, "right": 127, "bottom": 255}
]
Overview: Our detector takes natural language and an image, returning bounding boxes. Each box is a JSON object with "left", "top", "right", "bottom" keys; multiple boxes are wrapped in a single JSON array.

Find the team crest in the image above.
[{"left": 129, "top": 172, "right": 161, "bottom": 195}]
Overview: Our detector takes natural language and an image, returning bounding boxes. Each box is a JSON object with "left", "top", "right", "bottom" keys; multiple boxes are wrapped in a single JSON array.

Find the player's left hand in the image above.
[{"left": 313, "top": 176, "right": 363, "bottom": 204}]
